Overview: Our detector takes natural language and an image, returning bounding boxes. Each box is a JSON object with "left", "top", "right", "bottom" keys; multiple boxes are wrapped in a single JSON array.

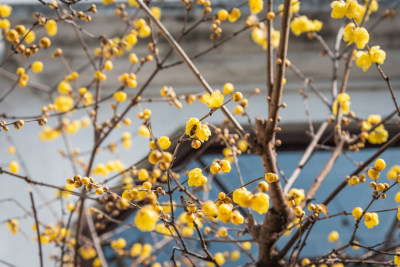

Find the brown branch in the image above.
[
  {"left": 0, "top": 168, "right": 99, "bottom": 201},
  {"left": 302, "top": 137, "right": 346, "bottom": 209},
  {"left": 284, "top": 121, "right": 329, "bottom": 194},
  {"left": 266, "top": 0, "right": 274, "bottom": 97},
  {"left": 29, "top": 190, "right": 43, "bottom": 267},
  {"left": 85, "top": 209, "right": 108, "bottom": 267},
  {"left": 254, "top": 1, "right": 294, "bottom": 266}
]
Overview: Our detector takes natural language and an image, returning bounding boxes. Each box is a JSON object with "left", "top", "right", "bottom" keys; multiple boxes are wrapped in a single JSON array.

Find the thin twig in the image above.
[{"left": 29, "top": 190, "right": 43, "bottom": 267}]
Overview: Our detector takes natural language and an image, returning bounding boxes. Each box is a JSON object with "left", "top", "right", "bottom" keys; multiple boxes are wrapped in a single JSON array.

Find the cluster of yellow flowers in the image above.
[
  {"left": 232, "top": 184, "right": 270, "bottom": 214},
  {"left": 35, "top": 223, "right": 72, "bottom": 245},
  {"left": 66, "top": 175, "right": 110, "bottom": 196},
  {"left": 217, "top": 8, "right": 241, "bottom": 23},
  {"left": 343, "top": 23, "right": 369, "bottom": 49},
  {"left": 287, "top": 188, "right": 305, "bottom": 206},
  {"left": 367, "top": 158, "right": 386, "bottom": 180},
  {"left": 79, "top": 246, "right": 97, "bottom": 260},
  {"left": 331, "top": 0, "right": 378, "bottom": 24},
  {"left": 290, "top": 15, "right": 323, "bottom": 36},
  {"left": 356, "top": 45, "right": 386, "bottom": 71},
  {"left": 361, "top": 114, "right": 389, "bottom": 144},
  {"left": 93, "top": 160, "right": 125, "bottom": 177},
  {"left": 134, "top": 18, "right": 152, "bottom": 38},
  {"left": 347, "top": 173, "right": 366, "bottom": 186}
]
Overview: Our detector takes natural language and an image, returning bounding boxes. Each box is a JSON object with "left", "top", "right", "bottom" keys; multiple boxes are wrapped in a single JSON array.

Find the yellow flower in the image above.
[
  {"left": 38, "top": 127, "right": 61, "bottom": 141},
  {"left": 134, "top": 205, "right": 158, "bottom": 231},
  {"left": 234, "top": 105, "right": 244, "bottom": 115},
  {"left": 207, "top": 90, "right": 224, "bottom": 109},
  {"left": 265, "top": 172, "right": 279, "bottom": 183},
  {"left": 345, "top": 0, "right": 363, "bottom": 19},
  {"left": 368, "top": 126, "right": 388, "bottom": 144},
  {"left": 196, "top": 124, "right": 211, "bottom": 142},
  {"left": 289, "top": 188, "right": 305, "bottom": 205},
  {"left": 369, "top": 45, "right": 386, "bottom": 64},
  {"left": 32, "top": 61, "right": 43, "bottom": 73},
  {"left": 0, "top": 19, "right": 10, "bottom": 29},
  {"left": 185, "top": 117, "right": 200, "bottom": 137},
  {"left": 138, "top": 125, "right": 151, "bottom": 138},
  {"left": 352, "top": 27, "right": 369, "bottom": 49},
  {"left": 125, "top": 33, "right": 138, "bottom": 46},
  {"left": 232, "top": 187, "right": 253, "bottom": 207},
  {"left": 332, "top": 99, "right": 350, "bottom": 115},
  {"left": 6, "top": 219, "right": 18, "bottom": 234},
  {"left": 218, "top": 203, "right": 232, "bottom": 223},
  {"left": 79, "top": 247, "right": 97, "bottom": 260},
  {"left": 56, "top": 183, "right": 75, "bottom": 198},
  {"left": 395, "top": 253, "right": 400, "bottom": 267},
  {"left": 138, "top": 168, "right": 149, "bottom": 181},
  {"left": 356, "top": 51, "right": 372, "bottom": 72},
  {"left": 331, "top": 0, "right": 346, "bottom": 18},
  {"left": 54, "top": 95, "right": 74, "bottom": 112},
  {"left": 230, "top": 210, "right": 244, "bottom": 225},
  {"left": 219, "top": 160, "right": 231, "bottom": 173},
  {"left": 45, "top": 19, "right": 57, "bottom": 36},
  {"left": 57, "top": 80, "right": 72, "bottom": 94},
  {"left": 158, "top": 136, "right": 171, "bottom": 150},
  {"left": 397, "top": 206, "right": 400, "bottom": 221},
  {"left": 374, "top": 158, "right": 386, "bottom": 171},
  {"left": 231, "top": 250, "right": 240, "bottom": 261},
  {"left": 111, "top": 238, "right": 127, "bottom": 249},
  {"left": 251, "top": 193, "right": 270, "bottom": 214},
  {"left": 139, "top": 25, "right": 151, "bottom": 38},
  {"left": 218, "top": 9, "right": 229, "bottom": 21},
  {"left": 188, "top": 168, "right": 207, "bottom": 187},
  {"left": 290, "top": 16, "right": 322, "bottom": 36},
  {"left": 202, "top": 200, "right": 218, "bottom": 218},
  {"left": 243, "top": 241, "right": 252, "bottom": 250},
  {"left": 343, "top": 23, "right": 356, "bottom": 44},
  {"left": 228, "top": 8, "right": 241, "bottom": 23},
  {"left": 114, "top": 91, "right": 127, "bottom": 102},
  {"left": 214, "top": 252, "right": 225, "bottom": 265},
  {"left": 9, "top": 161, "right": 19, "bottom": 173},
  {"left": 249, "top": 0, "right": 263, "bottom": 14},
  {"left": 25, "top": 30, "right": 35, "bottom": 43},
  {"left": 127, "top": 0, "right": 139, "bottom": 7},
  {"left": 337, "top": 92, "right": 350, "bottom": 104},
  {"left": 93, "top": 163, "right": 110, "bottom": 177},
  {"left": 151, "top": 6, "right": 161, "bottom": 20},
  {"left": 328, "top": 230, "right": 339, "bottom": 242},
  {"left": 364, "top": 212, "right": 379, "bottom": 228},
  {"left": 7, "top": 146, "right": 16, "bottom": 154},
  {"left": 65, "top": 120, "right": 80, "bottom": 134},
  {"left": 0, "top": 4, "right": 12, "bottom": 18}
]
